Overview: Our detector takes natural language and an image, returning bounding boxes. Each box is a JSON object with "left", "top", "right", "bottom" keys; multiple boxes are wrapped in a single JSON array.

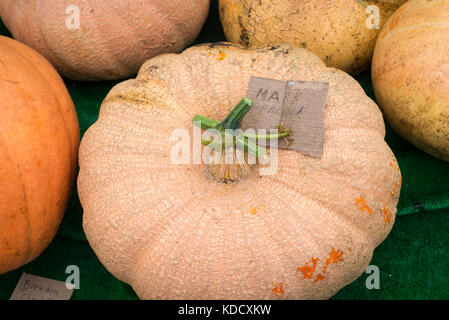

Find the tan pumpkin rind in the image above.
[
  {"left": 78, "top": 43, "right": 401, "bottom": 299},
  {"left": 0, "top": 36, "right": 80, "bottom": 274},
  {"left": 219, "top": 0, "right": 407, "bottom": 75},
  {"left": 0, "top": 0, "right": 210, "bottom": 81},
  {"left": 372, "top": 0, "right": 449, "bottom": 161}
]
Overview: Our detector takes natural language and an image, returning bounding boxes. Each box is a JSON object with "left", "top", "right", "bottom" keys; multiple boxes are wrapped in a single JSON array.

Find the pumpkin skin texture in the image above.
[
  {"left": 372, "top": 0, "right": 449, "bottom": 162},
  {"left": 219, "top": 0, "right": 407, "bottom": 75},
  {"left": 0, "top": 36, "right": 80, "bottom": 274},
  {"left": 0, "top": 0, "right": 210, "bottom": 81},
  {"left": 78, "top": 43, "right": 401, "bottom": 299}
]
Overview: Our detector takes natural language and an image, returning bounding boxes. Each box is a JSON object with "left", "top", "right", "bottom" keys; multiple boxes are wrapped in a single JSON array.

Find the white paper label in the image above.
[{"left": 9, "top": 273, "right": 74, "bottom": 300}]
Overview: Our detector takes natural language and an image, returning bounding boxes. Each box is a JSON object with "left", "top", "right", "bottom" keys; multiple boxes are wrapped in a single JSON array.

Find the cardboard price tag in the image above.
[
  {"left": 9, "top": 273, "right": 74, "bottom": 300},
  {"left": 242, "top": 77, "right": 328, "bottom": 158}
]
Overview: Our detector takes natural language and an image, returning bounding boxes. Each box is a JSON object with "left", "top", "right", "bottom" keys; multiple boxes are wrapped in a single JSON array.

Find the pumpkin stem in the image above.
[
  {"left": 192, "top": 97, "right": 254, "bottom": 131},
  {"left": 201, "top": 133, "right": 268, "bottom": 158},
  {"left": 217, "top": 97, "right": 254, "bottom": 130},
  {"left": 193, "top": 97, "right": 292, "bottom": 158},
  {"left": 192, "top": 115, "right": 220, "bottom": 130},
  {"left": 193, "top": 97, "right": 293, "bottom": 182},
  {"left": 242, "top": 123, "right": 293, "bottom": 144}
]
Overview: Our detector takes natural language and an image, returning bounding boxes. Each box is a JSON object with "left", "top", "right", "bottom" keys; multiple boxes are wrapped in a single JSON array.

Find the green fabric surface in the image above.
[{"left": 1, "top": 1, "right": 448, "bottom": 300}]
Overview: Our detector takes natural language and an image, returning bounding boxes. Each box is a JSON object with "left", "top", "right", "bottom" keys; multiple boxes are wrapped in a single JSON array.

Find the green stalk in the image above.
[
  {"left": 242, "top": 124, "right": 292, "bottom": 140},
  {"left": 192, "top": 115, "right": 220, "bottom": 130},
  {"left": 217, "top": 97, "right": 254, "bottom": 130},
  {"left": 237, "top": 136, "right": 268, "bottom": 158},
  {"left": 192, "top": 97, "right": 291, "bottom": 158}
]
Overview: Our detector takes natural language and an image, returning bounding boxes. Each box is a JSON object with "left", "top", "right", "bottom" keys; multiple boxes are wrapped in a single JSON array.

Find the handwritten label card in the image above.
[
  {"left": 242, "top": 77, "right": 288, "bottom": 133},
  {"left": 10, "top": 273, "right": 74, "bottom": 300},
  {"left": 242, "top": 77, "right": 329, "bottom": 158}
]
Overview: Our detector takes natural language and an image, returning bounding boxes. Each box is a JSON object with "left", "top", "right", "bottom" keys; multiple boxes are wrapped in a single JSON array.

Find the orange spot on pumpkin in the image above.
[
  {"left": 355, "top": 196, "right": 372, "bottom": 215},
  {"left": 216, "top": 51, "right": 226, "bottom": 62},
  {"left": 323, "top": 248, "right": 344, "bottom": 274},
  {"left": 272, "top": 282, "right": 284, "bottom": 297},
  {"left": 391, "top": 183, "right": 399, "bottom": 197},
  {"left": 314, "top": 274, "right": 325, "bottom": 283},
  {"left": 390, "top": 160, "right": 400, "bottom": 172},
  {"left": 389, "top": 161, "right": 401, "bottom": 197},
  {"left": 298, "top": 249, "right": 344, "bottom": 283},
  {"left": 297, "top": 258, "right": 318, "bottom": 279},
  {"left": 382, "top": 207, "right": 392, "bottom": 224},
  {"left": 249, "top": 205, "right": 264, "bottom": 215}
]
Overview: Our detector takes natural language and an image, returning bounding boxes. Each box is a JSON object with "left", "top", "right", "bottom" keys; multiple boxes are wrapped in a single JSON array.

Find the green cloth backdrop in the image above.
[{"left": 1, "top": 1, "right": 448, "bottom": 300}]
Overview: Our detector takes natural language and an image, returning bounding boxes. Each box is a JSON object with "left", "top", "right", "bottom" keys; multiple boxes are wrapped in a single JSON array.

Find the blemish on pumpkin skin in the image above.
[
  {"left": 272, "top": 282, "right": 284, "bottom": 297},
  {"left": 389, "top": 161, "right": 401, "bottom": 197},
  {"left": 207, "top": 51, "right": 227, "bottom": 62},
  {"left": 249, "top": 204, "right": 264, "bottom": 215},
  {"left": 314, "top": 274, "right": 325, "bottom": 283},
  {"left": 382, "top": 207, "right": 392, "bottom": 224},
  {"left": 391, "top": 183, "right": 399, "bottom": 197},
  {"left": 389, "top": 160, "right": 400, "bottom": 171},
  {"left": 216, "top": 51, "right": 227, "bottom": 62},
  {"left": 298, "top": 248, "right": 344, "bottom": 283},
  {"left": 297, "top": 258, "right": 318, "bottom": 279},
  {"left": 323, "top": 248, "right": 343, "bottom": 274},
  {"left": 355, "top": 196, "right": 373, "bottom": 215}
]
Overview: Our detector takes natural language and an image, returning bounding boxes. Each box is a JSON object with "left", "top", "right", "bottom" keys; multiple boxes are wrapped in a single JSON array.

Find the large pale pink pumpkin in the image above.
[
  {"left": 0, "top": 0, "right": 209, "bottom": 81},
  {"left": 372, "top": 0, "right": 449, "bottom": 161},
  {"left": 78, "top": 43, "right": 401, "bottom": 299},
  {"left": 0, "top": 36, "right": 80, "bottom": 274}
]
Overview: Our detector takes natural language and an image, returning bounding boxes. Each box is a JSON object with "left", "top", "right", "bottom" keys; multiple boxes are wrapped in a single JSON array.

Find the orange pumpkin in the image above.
[
  {"left": 0, "top": 0, "right": 210, "bottom": 81},
  {"left": 0, "top": 36, "right": 80, "bottom": 274}
]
